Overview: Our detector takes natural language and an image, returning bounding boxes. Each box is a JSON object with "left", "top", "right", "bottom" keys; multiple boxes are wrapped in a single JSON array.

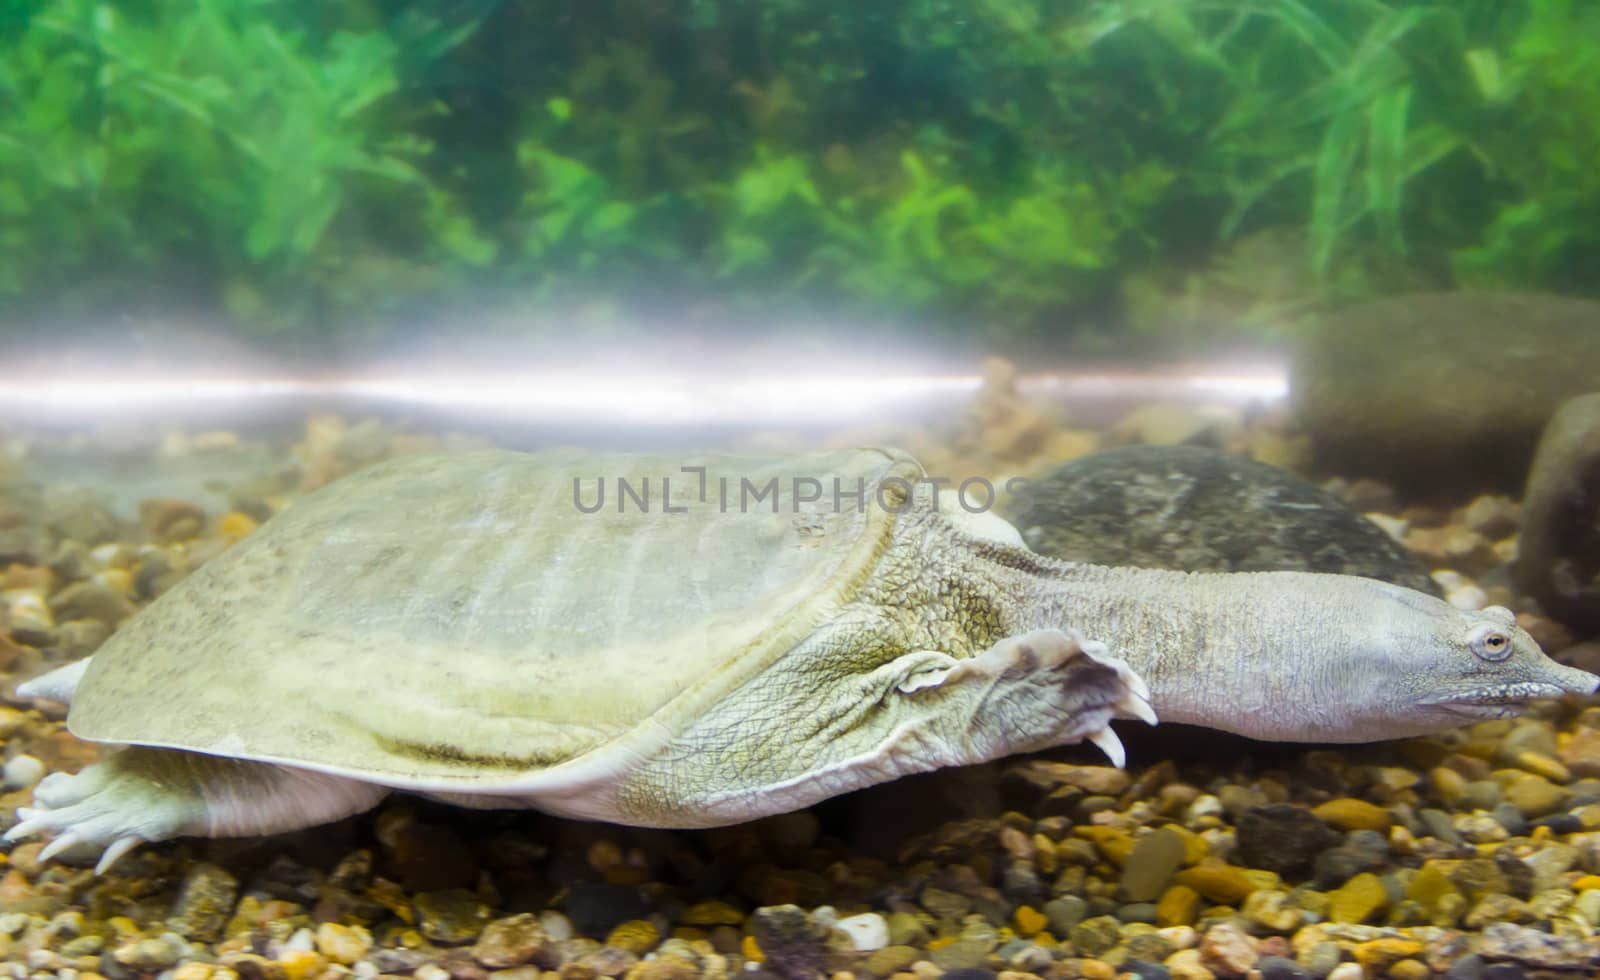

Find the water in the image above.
[{"left": 2, "top": 2, "right": 1600, "bottom": 973}]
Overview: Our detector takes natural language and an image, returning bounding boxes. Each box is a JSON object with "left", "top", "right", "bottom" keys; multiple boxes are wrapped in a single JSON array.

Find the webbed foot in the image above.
[
  {"left": 7, "top": 746, "right": 388, "bottom": 873},
  {"left": 906, "top": 627, "right": 1155, "bottom": 767}
]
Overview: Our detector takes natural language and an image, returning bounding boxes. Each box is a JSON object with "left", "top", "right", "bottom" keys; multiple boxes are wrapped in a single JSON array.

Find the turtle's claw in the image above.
[
  {"left": 1088, "top": 727, "right": 1127, "bottom": 768},
  {"left": 96, "top": 835, "right": 145, "bottom": 874},
  {"left": 35, "top": 831, "right": 82, "bottom": 863}
]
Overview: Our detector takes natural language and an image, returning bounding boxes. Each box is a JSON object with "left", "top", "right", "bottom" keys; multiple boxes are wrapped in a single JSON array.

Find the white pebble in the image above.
[
  {"left": 833, "top": 913, "right": 889, "bottom": 952},
  {"left": 2, "top": 755, "right": 44, "bottom": 791},
  {"left": 415, "top": 965, "right": 451, "bottom": 980},
  {"left": 1185, "top": 793, "right": 1223, "bottom": 822},
  {"left": 285, "top": 927, "right": 316, "bottom": 952},
  {"left": 1448, "top": 584, "right": 1488, "bottom": 611},
  {"left": 539, "top": 910, "right": 574, "bottom": 941},
  {"left": 353, "top": 962, "right": 379, "bottom": 979},
  {"left": 1327, "top": 963, "right": 1366, "bottom": 980},
  {"left": 25, "top": 951, "right": 57, "bottom": 969}
]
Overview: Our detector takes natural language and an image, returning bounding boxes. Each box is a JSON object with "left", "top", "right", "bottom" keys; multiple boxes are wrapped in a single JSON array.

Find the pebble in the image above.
[
  {"left": 1198, "top": 921, "right": 1256, "bottom": 977},
  {"left": 1165, "top": 949, "right": 1215, "bottom": 980},
  {"left": 1235, "top": 805, "right": 1342, "bottom": 876},
  {"left": 1312, "top": 799, "right": 1392, "bottom": 832},
  {"left": 167, "top": 863, "right": 239, "bottom": 943},
  {"left": 314, "top": 923, "right": 372, "bottom": 965},
  {"left": 112, "top": 935, "right": 186, "bottom": 970},
  {"left": 832, "top": 913, "right": 889, "bottom": 952},
  {"left": 1068, "top": 916, "right": 1122, "bottom": 956},
  {"left": 604, "top": 919, "right": 661, "bottom": 955},
  {"left": 1, "top": 754, "right": 44, "bottom": 790},
  {"left": 413, "top": 889, "right": 491, "bottom": 944},
  {"left": 1173, "top": 865, "right": 1256, "bottom": 904},
  {"left": 473, "top": 914, "right": 549, "bottom": 968},
  {"left": 1121, "top": 828, "right": 1187, "bottom": 902},
  {"left": 1328, "top": 873, "right": 1387, "bottom": 924}
]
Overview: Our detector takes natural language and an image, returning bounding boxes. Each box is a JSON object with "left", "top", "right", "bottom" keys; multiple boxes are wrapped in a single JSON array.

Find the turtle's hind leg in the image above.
[{"left": 6, "top": 746, "right": 387, "bottom": 873}]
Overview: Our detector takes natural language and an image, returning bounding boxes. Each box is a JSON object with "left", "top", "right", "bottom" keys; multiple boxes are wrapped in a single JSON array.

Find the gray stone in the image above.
[
  {"left": 750, "top": 905, "right": 829, "bottom": 980},
  {"left": 1009, "top": 445, "right": 1436, "bottom": 594},
  {"left": 1120, "top": 828, "right": 1186, "bottom": 902},
  {"left": 1293, "top": 291, "right": 1600, "bottom": 493},
  {"left": 1516, "top": 392, "right": 1600, "bottom": 633}
]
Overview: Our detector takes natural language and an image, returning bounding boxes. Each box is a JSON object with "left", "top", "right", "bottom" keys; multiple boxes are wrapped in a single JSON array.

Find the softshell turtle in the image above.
[{"left": 9, "top": 448, "right": 1596, "bottom": 871}]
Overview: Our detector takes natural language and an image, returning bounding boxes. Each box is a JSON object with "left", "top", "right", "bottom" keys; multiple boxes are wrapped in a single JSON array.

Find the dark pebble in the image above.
[
  {"left": 1481, "top": 965, "right": 1527, "bottom": 980},
  {"left": 1122, "top": 961, "right": 1171, "bottom": 980},
  {"left": 1444, "top": 954, "right": 1485, "bottom": 980},
  {"left": 1236, "top": 805, "right": 1342, "bottom": 877},
  {"left": 1493, "top": 848, "right": 1535, "bottom": 899},
  {"left": 562, "top": 883, "right": 651, "bottom": 937},
  {"left": 1530, "top": 813, "right": 1584, "bottom": 834},
  {"left": 1313, "top": 830, "right": 1389, "bottom": 888},
  {"left": 941, "top": 971, "right": 998, "bottom": 980},
  {"left": 1255, "top": 957, "right": 1313, "bottom": 980},
  {"left": 1000, "top": 863, "right": 1044, "bottom": 905}
]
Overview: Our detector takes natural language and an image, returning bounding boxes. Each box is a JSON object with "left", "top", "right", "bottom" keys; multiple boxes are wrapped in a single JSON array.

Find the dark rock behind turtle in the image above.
[
  {"left": 1294, "top": 291, "right": 1600, "bottom": 495},
  {"left": 1007, "top": 444, "right": 1439, "bottom": 595},
  {"left": 1516, "top": 393, "right": 1600, "bottom": 635}
]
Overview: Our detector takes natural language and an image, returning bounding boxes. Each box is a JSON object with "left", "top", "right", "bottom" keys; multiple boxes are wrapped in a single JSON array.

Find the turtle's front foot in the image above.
[{"left": 7, "top": 746, "right": 388, "bottom": 873}]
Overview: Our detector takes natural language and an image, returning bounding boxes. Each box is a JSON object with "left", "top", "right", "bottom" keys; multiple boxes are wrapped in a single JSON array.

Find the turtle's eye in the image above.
[{"left": 1468, "top": 624, "right": 1513, "bottom": 662}]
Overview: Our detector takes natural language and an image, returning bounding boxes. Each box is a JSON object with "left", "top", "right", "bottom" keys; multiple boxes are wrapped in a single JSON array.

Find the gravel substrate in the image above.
[{"left": 1, "top": 398, "right": 1597, "bottom": 980}]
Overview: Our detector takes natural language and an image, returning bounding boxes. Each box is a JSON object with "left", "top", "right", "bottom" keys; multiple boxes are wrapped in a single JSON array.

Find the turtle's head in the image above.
[{"left": 1313, "top": 581, "right": 1598, "bottom": 740}]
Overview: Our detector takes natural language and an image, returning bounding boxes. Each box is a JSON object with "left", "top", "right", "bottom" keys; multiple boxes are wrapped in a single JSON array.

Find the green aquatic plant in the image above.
[{"left": 1, "top": 0, "right": 1598, "bottom": 346}]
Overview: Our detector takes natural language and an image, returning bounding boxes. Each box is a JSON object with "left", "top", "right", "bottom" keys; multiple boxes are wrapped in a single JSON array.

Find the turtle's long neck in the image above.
[{"left": 988, "top": 552, "right": 1351, "bottom": 732}]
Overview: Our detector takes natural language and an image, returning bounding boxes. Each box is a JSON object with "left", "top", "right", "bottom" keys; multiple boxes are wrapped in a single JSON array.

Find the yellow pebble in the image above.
[
  {"left": 1165, "top": 825, "right": 1209, "bottom": 864},
  {"left": 1352, "top": 937, "right": 1423, "bottom": 971},
  {"left": 173, "top": 964, "right": 215, "bottom": 980},
  {"left": 217, "top": 511, "right": 259, "bottom": 541},
  {"left": 1074, "top": 826, "right": 1135, "bottom": 865},
  {"left": 1156, "top": 884, "right": 1201, "bottom": 927},
  {"left": 276, "top": 950, "right": 327, "bottom": 980},
  {"left": 1515, "top": 750, "right": 1571, "bottom": 783},
  {"left": 1312, "top": 797, "right": 1393, "bottom": 832},
  {"left": 1173, "top": 863, "right": 1257, "bottom": 903},
  {"left": 1328, "top": 872, "right": 1388, "bottom": 924},
  {"left": 606, "top": 919, "right": 661, "bottom": 955},
  {"left": 742, "top": 935, "right": 764, "bottom": 963},
  {"left": 96, "top": 567, "right": 134, "bottom": 595},
  {"left": 1388, "top": 959, "right": 1431, "bottom": 980},
  {"left": 681, "top": 901, "right": 745, "bottom": 927},
  {"left": 1077, "top": 961, "right": 1116, "bottom": 980},
  {"left": 1012, "top": 906, "right": 1048, "bottom": 937},
  {"left": 1574, "top": 874, "right": 1600, "bottom": 892},
  {"left": 1430, "top": 766, "right": 1468, "bottom": 803},
  {"left": 1405, "top": 863, "right": 1460, "bottom": 912}
]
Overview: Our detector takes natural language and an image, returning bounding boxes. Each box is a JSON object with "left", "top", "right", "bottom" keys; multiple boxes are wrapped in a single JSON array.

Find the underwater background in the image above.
[{"left": 3, "top": 3, "right": 1600, "bottom": 980}]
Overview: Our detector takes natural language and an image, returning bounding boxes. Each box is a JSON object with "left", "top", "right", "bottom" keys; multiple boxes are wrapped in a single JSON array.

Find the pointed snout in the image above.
[{"left": 1545, "top": 660, "right": 1600, "bottom": 697}]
